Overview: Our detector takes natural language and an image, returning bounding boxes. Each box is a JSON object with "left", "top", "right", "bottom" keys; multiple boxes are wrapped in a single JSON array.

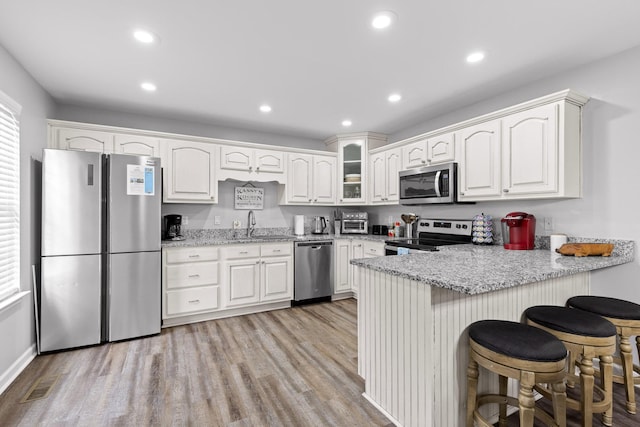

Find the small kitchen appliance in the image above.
[
  {"left": 372, "top": 225, "right": 389, "bottom": 235},
  {"left": 163, "top": 214, "right": 184, "bottom": 240},
  {"left": 341, "top": 211, "right": 368, "bottom": 234},
  {"left": 311, "top": 216, "right": 327, "bottom": 234},
  {"left": 500, "top": 212, "right": 536, "bottom": 250},
  {"left": 384, "top": 218, "right": 472, "bottom": 255}
]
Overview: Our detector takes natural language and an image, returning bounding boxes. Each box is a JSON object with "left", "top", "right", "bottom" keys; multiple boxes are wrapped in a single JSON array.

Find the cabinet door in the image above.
[
  {"left": 458, "top": 120, "right": 502, "bottom": 200},
  {"left": 334, "top": 240, "right": 351, "bottom": 293},
  {"left": 114, "top": 134, "right": 161, "bottom": 157},
  {"left": 402, "top": 139, "right": 428, "bottom": 169},
  {"left": 369, "top": 152, "right": 386, "bottom": 203},
  {"left": 313, "top": 155, "right": 337, "bottom": 204},
  {"left": 220, "top": 146, "right": 252, "bottom": 171},
  {"left": 427, "top": 132, "right": 455, "bottom": 165},
  {"left": 225, "top": 259, "right": 261, "bottom": 307},
  {"left": 351, "top": 241, "right": 365, "bottom": 293},
  {"left": 385, "top": 149, "right": 401, "bottom": 202},
  {"left": 55, "top": 128, "right": 114, "bottom": 153},
  {"left": 261, "top": 257, "right": 293, "bottom": 302},
  {"left": 287, "top": 153, "right": 313, "bottom": 204},
  {"left": 338, "top": 138, "right": 366, "bottom": 204},
  {"left": 502, "top": 103, "right": 558, "bottom": 196},
  {"left": 163, "top": 140, "right": 218, "bottom": 203},
  {"left": 255, "top": 149, "right": 284, "bottom": 173}
]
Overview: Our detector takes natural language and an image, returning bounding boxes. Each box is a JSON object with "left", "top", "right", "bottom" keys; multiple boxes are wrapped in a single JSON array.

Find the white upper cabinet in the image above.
[
  {"left": 457, "top": 120, "right": 502, "bottom": 200},
  {"left": 219, "top": 145, "right": 285, "bottom": 183},
  {"left": 114, "top": 134, "right": 162, "bottom": 157},
  {"left": 402, "top": 132, "right": 455, "bottom": 169},
  {"left": 53, "top": 128, "right": 115, "bottom": 153},
  {"left": 281, "top": 152, "right": 336, "bottom": 205},
  {"left": 163, "top": 140, "right": 218, "bottom": 203},
  {"left": 369, "top": 147, "right": 401, "bottom": 204}
]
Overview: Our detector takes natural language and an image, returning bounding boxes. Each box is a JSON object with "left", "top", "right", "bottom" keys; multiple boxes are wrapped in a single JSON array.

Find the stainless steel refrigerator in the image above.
[{"left": 40, "top": 149, "right": 161, "bottom": 352}]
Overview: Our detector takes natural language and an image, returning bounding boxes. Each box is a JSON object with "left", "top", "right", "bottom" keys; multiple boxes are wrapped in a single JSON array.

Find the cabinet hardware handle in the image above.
[
  {"left": 421, "top": 159, "right": 426, "bottom": 163},
  {"left": 460, "top": 192, "right": 465, "bottom": 196},
  {"left": 256, "top": 166, "right": 260, "bottom": 171},
  {"left": 309, "top": 198, "right": 312, "bottom": 202},
  {"left": 240, "top": 251, "right": 249, "bottom": 254},
  {"left": 188, "top": 274, "right": 200, "bottom": 278},
  {"left": 273, "top": 249, "right": 281, "bottom": 252},
  {"left": 249, "top": 166, "right": 253, "bottom": 171},
  {"left": 188, "top": 299, "right": 200, "bottom": 304},
  {"left": 503, "top": 189, "right": 510, "bottom": 193},
  {"left": 340, "top": 199, "right": 343, "bottom": 202},
  {"left": 188, "top": 255, "right": 200, "bottom": 258},
  {"left": 256, "top": 261, "right": 260, "bottom": 264},
  {"left": 211, "top": 196, "right": 215, "bottom": 200}
]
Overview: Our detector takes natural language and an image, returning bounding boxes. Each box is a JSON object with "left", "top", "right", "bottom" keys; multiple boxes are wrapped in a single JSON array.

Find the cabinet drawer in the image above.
[
  {"left": 166, "top": 286, "right": 219, "bottom": 315},
  {"left": 363, "top": 241, "right": 384, "bottom": 257},
  {"left": 261, "top": 242, "right": 292, "bottom": 257},
  {"left": 166, "top": 262, "right": 218, "bottom": 289},
  {"left": 225, "top": 245, "right": 261, "bottom": 259},
  {"left": 165, "top": 246, "right": 219, "bottom": 264}
]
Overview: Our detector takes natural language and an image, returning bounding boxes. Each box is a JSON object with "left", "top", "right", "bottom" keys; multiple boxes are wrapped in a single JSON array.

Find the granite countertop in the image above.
[
  {"left": 161, "top": 229, "right": 388, "bottom": 248},
  {"left": 350, "top": 239, "right": 635, "bottom": 296}
]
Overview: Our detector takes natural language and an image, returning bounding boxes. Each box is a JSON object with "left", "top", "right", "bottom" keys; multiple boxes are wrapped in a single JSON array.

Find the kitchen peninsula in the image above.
[{"left": 351, "top": 240, "right": 635, "bottom": 427}]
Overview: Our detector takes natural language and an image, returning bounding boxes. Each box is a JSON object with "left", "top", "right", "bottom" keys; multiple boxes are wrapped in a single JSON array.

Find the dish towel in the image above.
[{"left": 397, "top": 247, "right": 410, "bottom": 255}]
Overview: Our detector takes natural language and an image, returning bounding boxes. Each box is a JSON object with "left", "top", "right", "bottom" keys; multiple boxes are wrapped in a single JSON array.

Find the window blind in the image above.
[{"left": 0, "top": 92, "right": 20, "bottom": 302}]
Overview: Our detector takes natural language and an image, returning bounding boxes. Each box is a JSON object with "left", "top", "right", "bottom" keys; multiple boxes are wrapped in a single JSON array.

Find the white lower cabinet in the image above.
[{"left": 334, "top": 239, "right": 384, "bottom": 297}]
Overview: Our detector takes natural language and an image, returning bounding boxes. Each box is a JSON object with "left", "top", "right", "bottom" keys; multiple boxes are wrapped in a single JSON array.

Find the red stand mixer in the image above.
[{"left": 500, "top": 212, "right": 536, "bottom": 250}]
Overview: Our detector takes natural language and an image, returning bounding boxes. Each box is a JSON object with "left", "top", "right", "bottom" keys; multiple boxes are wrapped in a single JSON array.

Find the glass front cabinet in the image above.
[{"left": 325, "top": 132, "right": 387, "bottom": 205}]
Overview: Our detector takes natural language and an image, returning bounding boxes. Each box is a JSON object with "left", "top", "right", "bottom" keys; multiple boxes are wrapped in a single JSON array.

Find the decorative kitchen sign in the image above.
[
  {"left": 127, "top": 164, "right": 155, "bottom": 196},
  {"left": 235, "top": 185, "right": 264, "bottom": 209}
]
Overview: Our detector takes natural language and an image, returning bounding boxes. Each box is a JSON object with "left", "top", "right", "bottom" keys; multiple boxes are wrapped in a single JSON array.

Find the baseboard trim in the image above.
[{"left": 0, "top": 344, "right": 37, "bottom": 396}]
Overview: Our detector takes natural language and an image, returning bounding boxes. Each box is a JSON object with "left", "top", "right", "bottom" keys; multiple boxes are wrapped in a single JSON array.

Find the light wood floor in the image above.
[{"left": 0, "top": 299, "right": 392, "bottom": 426}]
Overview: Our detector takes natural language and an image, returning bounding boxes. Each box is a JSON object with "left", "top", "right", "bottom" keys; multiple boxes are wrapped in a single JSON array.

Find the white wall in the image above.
[
  {"left": 372, "top": 44, "right": 640, "bottom": 303},
  {"left": 0, "top": 44, "right": 56, "bottom": 392}
]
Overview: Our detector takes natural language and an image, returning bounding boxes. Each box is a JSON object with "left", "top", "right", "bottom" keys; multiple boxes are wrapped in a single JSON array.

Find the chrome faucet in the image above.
[{"left": 247, "top": 210, "right": 256, "bottom": 237}]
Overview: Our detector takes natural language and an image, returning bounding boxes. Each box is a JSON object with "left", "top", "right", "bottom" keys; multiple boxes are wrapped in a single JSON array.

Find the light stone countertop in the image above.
[{"left": 350, "top": 240, "right": 635, "bottom": 295}]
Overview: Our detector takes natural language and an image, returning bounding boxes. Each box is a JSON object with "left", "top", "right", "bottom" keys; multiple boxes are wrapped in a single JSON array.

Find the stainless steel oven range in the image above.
[{"left": 384, "top": 218, "right": 472, "bottom": 255}]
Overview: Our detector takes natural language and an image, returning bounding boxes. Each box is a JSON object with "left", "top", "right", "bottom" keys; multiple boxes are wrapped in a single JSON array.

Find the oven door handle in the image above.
[{"left": 434, "top": 170, "right": 442, "bottom": 197}]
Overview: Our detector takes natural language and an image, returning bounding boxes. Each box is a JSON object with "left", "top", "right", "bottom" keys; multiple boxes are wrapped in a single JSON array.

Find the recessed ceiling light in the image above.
[
  {"left": 388, "top": 93, "right": 402, "bottom": 103},
  {"left": 133, "top": 29, "right": 156, "bottom": 44},
  {"left": 140, "top": 82, "right": 157, "bottom": 92},
  {"left": 466, "top": 51, "right": 485, "bottom": 63},
  {"left": 342, "top": 120, "right": 352, "bottom": 127},
  {"left": 372, "top": 11, "right": 397, "bottom": 29},
  {"left": 259, "top": 104, "right": 272, "bottom": 113}
]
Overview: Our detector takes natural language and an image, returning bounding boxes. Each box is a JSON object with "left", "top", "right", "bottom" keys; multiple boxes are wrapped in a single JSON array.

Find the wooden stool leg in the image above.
[
  {"left": 620, "top": 333, "right": 637, "bottom": 414},
  {"left": 519, "top": 371, "right": 536, "bottom": 427},
  {"left": 600, "top": 354, "right": 613, "bottom": 426},
  {"left": 498, "top": 375, "right": 508, "bottom": 427},
  {"left": 466, "top": 357, "right": 479, "bottom": 427},
  {"left": 551, "top": 379, "right": 567, "bottom": 427},
  {"left": 579, "top": 357, "right": 595, "bottom": 427},
  {"left": 567, "top": 350, "right": 577, "bottom": 388}
]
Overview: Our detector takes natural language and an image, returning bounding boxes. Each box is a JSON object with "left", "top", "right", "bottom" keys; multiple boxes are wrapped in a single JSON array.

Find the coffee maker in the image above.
[
  {"left": 163, "top": 214, "right": 184, "bottom": 240},
  {"left": 500, "top": 212, "right": 536, "bottom": 250}
]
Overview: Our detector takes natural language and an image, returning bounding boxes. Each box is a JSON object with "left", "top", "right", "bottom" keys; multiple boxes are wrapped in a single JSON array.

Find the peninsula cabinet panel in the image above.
[
  {"left": 163, "top": 140, "right": 218, "bottom": 203},
  {"left": 114, "top": 134, "right": 162, "bottom": 157},
  {"left": 457, "top": 120, "right": 502, "bottom": 200},
  {"left": 54, "top": 128, "right": 115, "bottom": 153}
]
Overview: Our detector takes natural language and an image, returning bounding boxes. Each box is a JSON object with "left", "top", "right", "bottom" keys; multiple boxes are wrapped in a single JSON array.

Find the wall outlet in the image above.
[
  {"left": 544, "top": 217, "right": 553, "bottom": 231},
  {"left": 183, "top": 215, "right": 189, "bottom": 225},
  {"left": 233, "top": 219, "right": 241, "bottom": 229},
  {"left": 214, "top": 215, "right": 221, "bottom": 225}
]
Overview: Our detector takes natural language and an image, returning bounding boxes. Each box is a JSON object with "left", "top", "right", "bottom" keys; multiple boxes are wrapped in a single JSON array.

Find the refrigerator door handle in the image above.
[{"left": 88, "top": 164, "right": 94, "bottom": 186}]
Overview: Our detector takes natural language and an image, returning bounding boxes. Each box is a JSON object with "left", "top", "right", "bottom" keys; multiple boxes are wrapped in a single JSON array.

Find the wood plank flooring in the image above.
[
  {"left": 1, "top": 298, "right": 638, "bottom": 426},
  {"left": 0, "top": 299, "right": 392, "bottom": 426}
]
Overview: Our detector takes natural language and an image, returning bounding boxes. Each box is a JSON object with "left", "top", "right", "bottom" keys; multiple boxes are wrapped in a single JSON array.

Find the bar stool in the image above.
[
  {"left": 525, "top": 306, "right": 617, "bottom": 426},
  {"left": 466, "top": 320, "right": 568, "bottom": 427},
  {"left": 567, "top": 295, "right": 640, "bottom": 414}
]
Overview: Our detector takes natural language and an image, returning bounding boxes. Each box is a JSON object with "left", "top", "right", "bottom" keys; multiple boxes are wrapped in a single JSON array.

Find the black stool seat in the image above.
[
  {"left": 568, "top": 295, "right": 640, "bottom": 320},
  {"left": 469, "top": 320, "right": 566, "bottom": 362},
  {"left": 525, "top": 305, "right": 616, "bottom": 337}
]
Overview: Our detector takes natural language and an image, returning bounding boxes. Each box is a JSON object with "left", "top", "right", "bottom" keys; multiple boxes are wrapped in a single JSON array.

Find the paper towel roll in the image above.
[
  {"left": 550, "top": 234, "right": 568, "bottom": 252},
  {"left": 294, "top": 215, "right": 305, "bottom": 236}
]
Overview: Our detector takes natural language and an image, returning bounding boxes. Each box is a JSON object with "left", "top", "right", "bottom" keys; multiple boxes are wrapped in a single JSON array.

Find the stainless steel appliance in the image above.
[
  {"left": 40, "top": 149, "right": 161, "bottom": 352},
  {"left": 311, "top": 216, "right": 327, "bottom": 234},
  {"left": 341, "top": 211, "right": 368, "bottom": 234},
  {"left": 163, "top": 214, "right": 184, "bottom": 240},
  {"left": 294, "top": 240, "right": 333, "bottom": 303},
  {"left": 384, "top": 218, "right": 472, "bottom": 255},
  {"left": 399, "top": 162, "right": 458, "bottom": 205}
]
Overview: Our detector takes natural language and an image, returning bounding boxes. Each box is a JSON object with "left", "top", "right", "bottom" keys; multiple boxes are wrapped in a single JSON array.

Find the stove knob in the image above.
[
  {"left": 456, "top": 224, "right": 461, "bottom": 229},
  {"left": 462, "top": 224, "right": 468, "bottom": 229}
]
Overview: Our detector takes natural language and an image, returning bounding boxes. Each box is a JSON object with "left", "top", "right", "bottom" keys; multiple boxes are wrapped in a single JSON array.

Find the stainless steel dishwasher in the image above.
[{"left": 294, "top": 240, "right": 333, "bottom": 303}]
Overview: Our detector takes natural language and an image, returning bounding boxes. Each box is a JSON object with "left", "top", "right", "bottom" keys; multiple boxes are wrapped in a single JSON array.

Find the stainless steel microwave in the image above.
[{"left": 399, "top": 162, "right": 458, "bottom": 205}]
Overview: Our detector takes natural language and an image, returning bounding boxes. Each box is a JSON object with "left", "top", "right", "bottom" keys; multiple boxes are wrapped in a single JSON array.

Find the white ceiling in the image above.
[{"left": 1, "top": 1, "right": 640, "bottom": 140}]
